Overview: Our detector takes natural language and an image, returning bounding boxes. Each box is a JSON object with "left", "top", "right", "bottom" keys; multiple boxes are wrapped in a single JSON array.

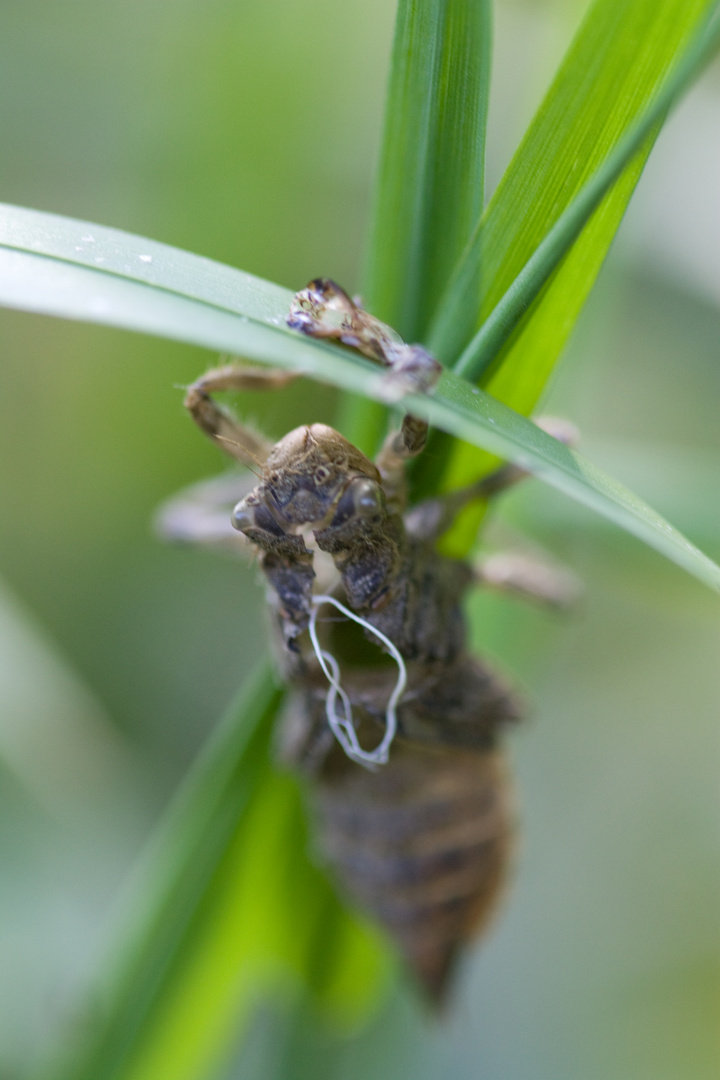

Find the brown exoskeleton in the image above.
[
  {"left": 287, "top": 277, "right": 442, "bottom": 398},
  {"left": 158, "top": 280, "right": 579, "bottom": 1002}
]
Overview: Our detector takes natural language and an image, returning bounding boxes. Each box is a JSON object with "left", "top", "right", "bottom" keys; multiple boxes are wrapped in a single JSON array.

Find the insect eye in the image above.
[
  {"left": 314, "top": 465, "right": 331, "bottom": 485},
  {"left": 231, "top": 502, "right": 254, "bottom": 531}
]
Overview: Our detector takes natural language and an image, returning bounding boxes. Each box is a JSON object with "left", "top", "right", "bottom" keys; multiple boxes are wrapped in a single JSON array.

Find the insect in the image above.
[{"left": 158, "top": 280, "right": 578, "bottom": 1002}]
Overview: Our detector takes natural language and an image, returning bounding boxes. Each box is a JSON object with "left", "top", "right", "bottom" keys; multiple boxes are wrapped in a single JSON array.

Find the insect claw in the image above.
[{"left": 287, "top": 278, "right": 441, "bottom": 395}]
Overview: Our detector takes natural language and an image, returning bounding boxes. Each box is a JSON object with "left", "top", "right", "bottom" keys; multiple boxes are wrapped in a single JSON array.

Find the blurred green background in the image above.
[{"left": 1, "top": 0, "right": 719, "bottom": 1077}]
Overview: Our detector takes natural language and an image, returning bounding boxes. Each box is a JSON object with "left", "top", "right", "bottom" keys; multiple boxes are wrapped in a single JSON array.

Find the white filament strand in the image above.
[{"left": 308, "top": 594, "right": 406, "bottom": 769}]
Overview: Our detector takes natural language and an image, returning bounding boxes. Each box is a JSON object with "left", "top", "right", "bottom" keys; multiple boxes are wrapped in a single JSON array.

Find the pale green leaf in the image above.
[
  {"left": 43, "top": 661, "right": 279, "bottom": 1080},
  {"left": 429, "top": 0, "right": 717, "bottom": 403},
  {"left": 363, "top": 0, "right": 491, "bottom": 342},
  {"left": 44, "top": 662, "right": 384, "bottom": 1080},
  {"left": 453, "top": 6, "right": 720, "bottom": 384},
  {"left": 428, "top": 0, "right": 719, "bottom": 531},
  {"left": 482, "top": 1, "right": 720, "bottom": 412},
  {"left": 119, "top": 775, "right": 385, "bottom": 1080}
]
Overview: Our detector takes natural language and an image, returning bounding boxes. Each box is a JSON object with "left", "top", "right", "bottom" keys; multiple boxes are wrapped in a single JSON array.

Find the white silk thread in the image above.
[{"left": 308, "top": 594, "right": 406, "bottom": 769}]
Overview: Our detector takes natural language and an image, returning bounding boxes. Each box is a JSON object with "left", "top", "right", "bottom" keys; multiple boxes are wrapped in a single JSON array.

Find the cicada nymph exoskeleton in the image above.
[{"left": 158, "top": 280, "right": 579, "bottom": 1002}]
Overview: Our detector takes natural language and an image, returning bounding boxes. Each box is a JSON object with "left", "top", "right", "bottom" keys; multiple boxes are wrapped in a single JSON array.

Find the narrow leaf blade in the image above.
[
  {"left": 46, "top": 662, "right": 384, "bottom": 1080},
  {"left": 119, "top": 775, "right": 385, "bottom": 1080},
  {"left": 429, "top": 0, "right": 716, "bottom": 398},
  {"left": 419, "top": 373, "right": 720, "bottom": 595},
  {"left": 427, "top": 0, "right": 718, "bottom": 528},
  {"left": 45, "top": 661, "right": 281, "bottom": 1079},
  {"left": 454, "top": 1, "right": 720, "bottom": 384},
  {"left": 0, "top": 203, "right": 290, "bottom": 321},
  {"left": 363, "top": 0, "right": 491, "bottom": 342}
]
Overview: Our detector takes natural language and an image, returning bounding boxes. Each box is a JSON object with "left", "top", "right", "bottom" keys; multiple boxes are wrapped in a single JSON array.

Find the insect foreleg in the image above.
[
  {"left": 406, "top": 416, "right": 580, "bottom": 542},
  {"left": 313, "top": 484, "right": 404, "bottom": 612},
  {"left": 155, "top": 472, "right": 258, "bottom": 555},
  {"left": 232, "top": 495, "right": 315, "bottom": 647},
  {"left": 474, "top": 552, "right": 582, "bottom": 610},
  {"left": 375, "top": 414, "right": 429, "bottom": 509},
  {"left": 184, "top": 364, "right": 298, "bottom": 467},
  {"left": 287, "top": 279, "right": 441, "bottom": 397}
]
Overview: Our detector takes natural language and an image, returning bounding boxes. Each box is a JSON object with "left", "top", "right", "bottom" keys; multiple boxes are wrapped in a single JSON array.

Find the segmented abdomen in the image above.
[
  {"left": 311, "top": 739, "right": 513, "bottom": 1002},
  {"left": 279, "top": 655, "right": 518, "bottom": 1004}
]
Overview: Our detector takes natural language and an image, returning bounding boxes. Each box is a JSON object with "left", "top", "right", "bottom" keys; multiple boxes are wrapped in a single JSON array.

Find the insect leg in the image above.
[
  {"left": 154, "top": 472, "right": 257, "bottom": 555},
  {"left": 184, "top": 363, "right": 299, "bottom": 467},
  {"left": 471, "top": 416, "right": 579, "bottom": 502},
  {"left": 474, "top": 552, "right": 582, "bottom": 610},
  {"left": 375, "top": 414, "right": 429, "bottom": 509},
  {"left": 406, "top": 417, "right": 579, "bottom": 541},
  {"left": 232, "top": 492, "right": 315, "bottom": 648}
]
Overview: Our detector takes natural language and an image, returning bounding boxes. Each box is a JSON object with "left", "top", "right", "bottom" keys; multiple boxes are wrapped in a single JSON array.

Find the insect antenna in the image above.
[{"left": 213, "top": 434, "right": 264, "bottom": 477}]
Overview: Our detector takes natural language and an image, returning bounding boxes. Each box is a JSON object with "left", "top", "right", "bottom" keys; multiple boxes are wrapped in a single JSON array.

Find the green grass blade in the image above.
[
  {"left": 363, "top": 0, "right": 491, "bottom": 342},
  {"left": 116, "top": 777, "right": 384, "bottom": 1080},
  {"left": 2, "top": 205, "right": 719, "bottom": 592},
  {"left": 0, "top": 240, "right": 396, "bottom": 402},
  {"left": 428, "top": 0, "right": 717, "bottom": 397},
  {"left": 43, "top": 661, "right": 384, "bottom": 1080},
  {"left": 0, "top": 203, "right": 291, "bottom": 321},
  {"left": 426, "top": 0, "right": 719, "bottom": 536},
  {"left": 42, "top": 660, "right": 281, "bottom": 1079},
  {"left": 421, "top": 373, "right": 720, "bottom": 593},
  {"left": 454, "top": 6, "right": 720, "bottom": 384}
]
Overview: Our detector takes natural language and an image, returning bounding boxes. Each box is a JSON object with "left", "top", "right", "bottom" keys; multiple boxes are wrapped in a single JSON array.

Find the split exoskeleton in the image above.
[{"left": 158, "top": 279, "right": 579, "bottom": 1001}]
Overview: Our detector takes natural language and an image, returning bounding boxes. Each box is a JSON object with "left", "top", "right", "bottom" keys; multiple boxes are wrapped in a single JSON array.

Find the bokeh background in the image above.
[{"left": 1, "top": 0, "right": 719, "bottom": 1077}]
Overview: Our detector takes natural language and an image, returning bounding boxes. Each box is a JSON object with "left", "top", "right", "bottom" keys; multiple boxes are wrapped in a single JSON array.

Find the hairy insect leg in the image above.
[
  {"left": 375, "top": 414, "right": 429, "bottom": 508},
  {"left": 474, "top": 551, "right": 582, "bottom": 609},
  {"left": 184, "top": 363, "right": 299, "bottom": 467},
  {"left": 406, "top": 417, "right": 579, "bottom": 541},
  {"left": 155, "top": 472, "right": 257, "bottom": 555}
]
